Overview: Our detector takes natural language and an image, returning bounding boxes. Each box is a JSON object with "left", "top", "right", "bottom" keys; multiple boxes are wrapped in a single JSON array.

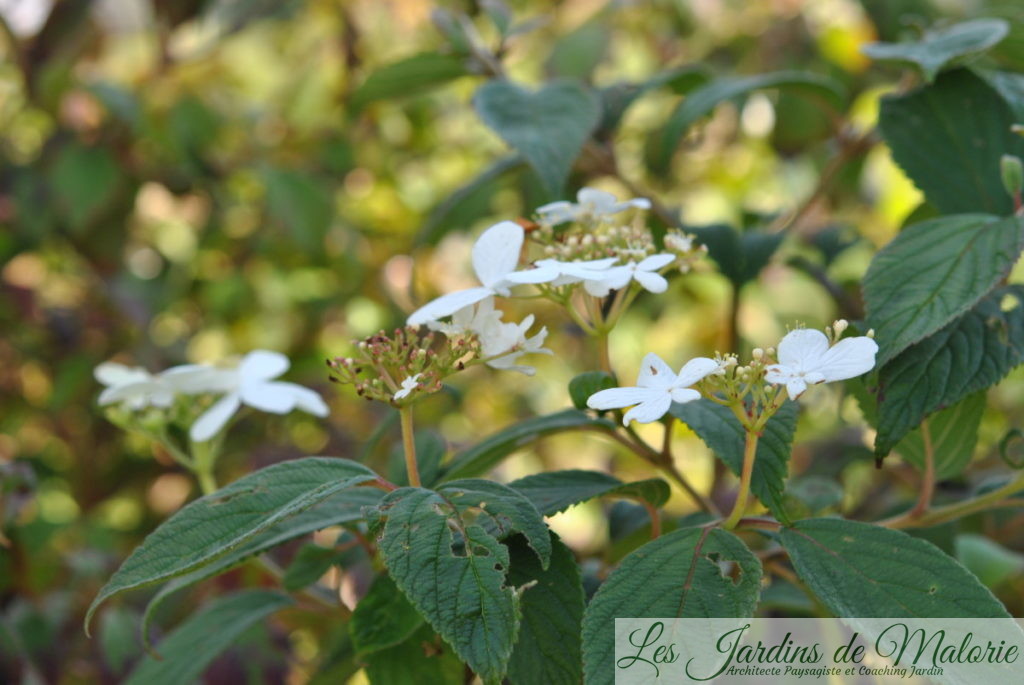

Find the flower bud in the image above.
[
  {"left": 1002, "top": 154, "right": 1024, "bottom": 198},
  {"left": 751, "top": 348, "right": 764, "bottom": 360}
]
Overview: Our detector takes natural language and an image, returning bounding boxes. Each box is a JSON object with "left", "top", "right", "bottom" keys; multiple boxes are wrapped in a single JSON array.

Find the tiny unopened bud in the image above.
[
  {"left": 1001, "top": 154, "right": 1024, "bottom": 198},
  {"left": 833, "top": 319, "right": 848, "bottom": 336},
  {"left": 867, "top": 329, "right": 875, "bottom": 339},
  {"left": 751, "top": 348, "right": 764, "bottom": 361}
]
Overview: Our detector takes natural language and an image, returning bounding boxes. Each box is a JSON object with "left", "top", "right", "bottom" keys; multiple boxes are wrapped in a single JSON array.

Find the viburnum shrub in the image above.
[{"left": 80, "top": 7, "right": 1024, "bottom": 685}]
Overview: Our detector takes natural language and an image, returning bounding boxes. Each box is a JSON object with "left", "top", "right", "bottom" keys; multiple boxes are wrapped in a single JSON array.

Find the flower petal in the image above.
[
  {"left": 670, "top": 387, "right": 701, "bottom": 404},
  {"left": 94, "top": 362, "right": 149, "bottom": 387},
  {"left": 674, "top": 357, "right": 721, "bottom": 387},
  {"left": 240, "top": 380, "right": 299, "bottom": 414},
  {"left": 586, "top": 386, "right": 664, "bottom": 410},
  {"left": 785, "top": 378, "right": 808, "bottom": 399},
  {"left": 502, "top": 263, "right": 560, "bottom": 285},
  {"left": 577, "top": 187, "right": 618, "bottom": 212},
  {"left": 634, "top": 270, "right": 668, "bottom": 293},
  {"left": 407, "top": 287, "right": 494, "bottom": 326},
  {"left": 777, "top": 329, "right": 829, "bottom": 368},
  {"left": 636, "top": 352, "right": 676, "bottom": 389},
  {"left": 535, "top": 201, "right": 575, "bottom": 224},
  {"left": 190, "top": 393, "right": 242, "bottom": 442},
  {"left": 764, "top": 364, "right": 792, "bottom": 385},
  {"left": 623, "top": 394, "right": 673, "bottom": 425},
  {"left": 637, "top": 253, "right": 676, "bottom": 271},
  {"left": 162, "top": 365, "right": 237, "bottom": 394},
  {"left": 817, "top": 336, "right": 879, "bottom": 382},
  {"left": 472, "top": 221, "right": 523, "bottom": 288},
  {"left": 276, "top": 382, "right": 329, "bottom": 416},
  {"left": 240, "top": 350, "right": 289, "bottom": 381}
]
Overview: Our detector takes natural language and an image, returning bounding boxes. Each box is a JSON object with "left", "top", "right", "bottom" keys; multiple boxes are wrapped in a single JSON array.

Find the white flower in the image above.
[
  {"left": 586, "top": 253, "right": 677, "bottom": 296},
  {"left": 587, "top": 353, "right": 720, "bottom": 425},
  {"left": 486, "top": 321, "right": 552, "bottom": 376},
  {"left": 534, "top": 257, "right": 623, "bottom": 296},
  {"left": 765, "top": 328, "right": 878, "bottom": 399},
  {"left": 433, "top": 297, "right": 552, "bottom": 375},
  {"left": 393, "top": 374, "right": 421, "bottom": 400},
  {"left": 187, "top": 350, "right": 329, "bottom": 442},
  {"left": 95, "top": 363, "right": 176, "bottom": 410},
  {"left": 427, "top": 296, "right": 505, "bottom": 339},
  {"left": 536, "top": 187, "right": 651, "bottom": 225},
  {"left": 407, "top": 221, "right": 559, "bottom": 326}
]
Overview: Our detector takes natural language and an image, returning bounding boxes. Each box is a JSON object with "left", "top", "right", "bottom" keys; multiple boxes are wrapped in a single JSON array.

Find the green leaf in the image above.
[
  {"left": 781, "top": 518, "right": 1010, "bottom": 617},
  {"left": 508, "top": 470, "right": 670, "bottom": 516},
  {"left": 878, "top": 68, "right": 1024, "bottom": 215},
  {"left": 982, "top": 69, "right": 1024, "bottom": 121},
  {"left": 785, "top": 476, "right": 844, "bottom": 515},
  {"left": 864, "top": 214, "right": 1023, "bottom": 366},
  {"left": 283, "top": 543, "right": 341, "bottom": 592},
  {"left": 141, "top": 487, "right": 381, "bottom": 647},
  {"left": 581, "top": 527, "right": 762, "bottom": 685},
  {"left": 955, "top": 534, "right": 1024, "bottom": 587},
  {"left": 417, "top": 155, "right": 524, "bottom": 245},
  {"left": 363, "top": 624, "right": 465, "bottom": 685},
  {"left": 670, "top": 399, "right": 799, "bottom": 523},
  {"left": 86, "top": 457, "right": 378, "bottom": 633},
  {"left": 350, "top": 574, "right": 425, "bottom": 657},
  {"left": 875, "top": 286, "right": 1024, "bottom": 455},
  {"left": 567, "top": 371, "right": 615, "bottom": 410},
  {"left": 351, "top": 53, "right": 471, "bottom": 110},
  {"left": 861, "top": 19, "right": 1009, "bottom": 82},
  {"left": 99, "top": 607, "right": 142, "bottom": 674},
  {"left": 651, "top": 71, "right": 844, "bottom": 174},
  {"left": 597, "top": 64, "right": 710, "bottom": 137},
  {"left": 440, "top": 409, "right": 615, "bottom": 482},
  {"left": 375, "top": 487, "right": 521, "bottom": 684},
  {"left": 545, "top": 22, "right": 609, "bottom": 80},
  {"left": 689, "top": 223, "right": 784, "bottom": 286},
  {"left": 473, "top": 80, "right": 601, "bottom": 197},
  {"left": 896, "top": 391, "right": 986, "bottom": 479},
  {"left": 507, "top": 533, "right": 584, "bottom": 685},
  {"left": 49, "top": 144, "right": 125, "bottom": 233},
  {"left": 263, "top": 168, "right": 333, "bottom": 254},
  {"left": 439, "top": 479, "right": 552, "bottom": 568},
  {"left": 124, "top": 590, "right": 294, "bottom": 685}
]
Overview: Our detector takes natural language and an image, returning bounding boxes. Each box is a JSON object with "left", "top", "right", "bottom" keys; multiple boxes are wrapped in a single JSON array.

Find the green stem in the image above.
[
  {"left": 192, "top": 441, "right": 218, "bottom": 495},
  {"left": 596, "top": 329, "right": 612, "bottom": 375},
  {"left": 723, "top": 430, "right": 759, "bottom": 529},
  {"left": 882, "top": 470, "right": 1024, "bottom": 529},
  {"left": 400, "top": 406, "right": 420, "bottom": 487},
  {"left": 908, "top": 418, "right": 935, "bottom": 519}
]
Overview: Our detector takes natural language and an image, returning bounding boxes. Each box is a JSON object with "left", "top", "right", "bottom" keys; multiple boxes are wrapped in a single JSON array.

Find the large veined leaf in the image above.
[
  {"left": 670, "top": 399, "right": 799, "bottom": 523},
  {"left": 896, "top": 391, "right": 986, "bottom": 479},
  {"left": 374, "top": 487, "right": 522, "bottom": 684},
  {"left": 879, "top": 68, "right": 1024, "bottom": 215},
  {"left": 651, "top": 71, "right": 844, "bottom": 173},
  {"left": 85, "top": 457, "right": 378, "bottom": 632},
  {"left": 362, "top": 624, "right": 465, "bottom": 685},
  {"left": 473, "top": 80, "right": 601, "bottom": 197},
  {"left": 440, "top": 410, "right": 615, "bottom": 482},
  {"left": 864, "top": 214, "right": 1023, "bottom": 366},
  {"left": 861, "top": 19, "right": 1009, "bottom": 82},
  {"left": 875, "top": 286, "right": 1024, "bottom": 455},
  {"left": 581, "top": 527, "right": 762, "bottom": 685},
  {"left": 141, "top": 487, "right": 381, "bottom": 646},
  {"left": 350, "top": 574, "right": 425, "bottom": 658},
  {"left": 781, "top": 518, "right": 1010, "bottom": 617},
  {"left": 506, "top": 533, "right": 584, "bottom": 685},
  {"left": 351, "top": 52, "right": 472, "bottom": 110},
  {"left": 508, "top": 470, "right": 670, "bottom": 516},
  {"left": 124, "top": 590, "right": 293, "bottom": 685}
]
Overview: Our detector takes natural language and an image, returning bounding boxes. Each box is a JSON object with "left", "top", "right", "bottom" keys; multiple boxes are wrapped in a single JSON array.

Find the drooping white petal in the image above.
[
  {"left": 408, "top": 287, "right": 495, "bottom": 326},
  {"left": 670, "top": 387, "right": 701, "bottom": 404},
  {"left": 288, "top": 385, "right": 329, "bottom": 416},
  {"left": 636, "top": 353, "right": 677, "bottom": 389},
  {"left": 622, "top": 394, "right": 673, "bottom": 425},
  {"left": 472, "top": 221, "right": 523, "bottom": 288},
  {"left": 817, "top": 337, "right": 879, "bottom": 382},
  {"left": 577, "top": 187, "right": 619, "bottom": 212},
  {"left": 240, "top": 350, "right": 290, "bottom": 381},
  {"left": 535, "top": 200, "right": 575, "bottom": 224},
  {"left": 674, "top": 357, "right": 721, "bottom": 388},
  {"left": 637, "top": 253, "right": 676, "bottom": 271},
  {"left": 586, "top": 386, "right": 665, "bottom": 411},
  {"left": 162, "top": 365, "right": 237, "bottom": 394},
  {"left": 94, "top": 362, "right": 149, "bottom": 387},
  {"left": 785, "top": 378, "right": 808, "bottom": 399},
  {"left": 190, "top": 393, "right": 242, "bottom": 442},
  {"left": 777, "top": 329, "right": 829, "bottom": 368},
  {"left": 501, "top": 263, "right": 561, "bottom": 286},
  {"left": 633, "top": 270, "right": 668, "bottom": 293},
  {"left": 240, "top": 380, "right": 299, "bottom": 413}
]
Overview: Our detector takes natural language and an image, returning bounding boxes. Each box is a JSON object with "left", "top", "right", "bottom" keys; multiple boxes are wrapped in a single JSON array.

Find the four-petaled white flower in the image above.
[
  {"left": 432, "top": 297, "right": 553, "bottom": 375},
  {"left": 393, "top": 374, "right": 421, "bottom": 400},
  {"left": 95, "top": 363, "right": 176, "bottom": 410},
  {"left": 407, "top": 221, "right": 559, "bottom": 326},
  {"left": 765, "top": 329, "right": 878, "bottom": 399},
  {"left": 587, "top": 253, "right": 677, "bottom": 296},
  {"left": 587, "top": 353, "right": 720, "bottom": 425},
  {"left": 534, "top": 257, "right": 623, "bottom": 296},
  {"left": 536, "top": 187, "right": 651, "bottom": 225},
  {"left": 484, "top": 317, "right": 552, "bottom": 375},
  {"left": 188, "top": 350, "right": 329, "bottom": 442}
]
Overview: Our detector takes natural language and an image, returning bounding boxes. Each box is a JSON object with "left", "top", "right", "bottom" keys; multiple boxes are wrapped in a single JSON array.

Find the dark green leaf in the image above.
[
  {"left": 864, "top": 214, "right": 1022, "bottom": 366},
  {"left": 581, "top": 527, "right": 762, "bottom": 685},
  {"left": 875, "top": 286, "right": 1024, "bottom": 455},
  {"left": 568, "top": 371, "right": 615, "bottom": 410},
  {"left": 375, "top": 487, "right": 520, "bottom": 685},
  {"left": 351, "top": 53, "right": 471, "bottom": 110},
  {"left": 439, "top": 479, "right": 551, "bottom": 568},
  {"left": 545, "top": 22, "right": 609, "bottom": 80},
  {"left": 897, "top": 391, "right": 986, "bottom": 479},
  {"left": 785, "top": 476, "right": 844, "bottom": 515},
  {"left": 652, "top": 71, "right": 844, "bottom": 174},
  {"left": 878, "top": 68, "right": 1024, "bottom": 214},
  {"left": 862, "top": 19, "right": 1009, "bottom": 82},
  {"left": 508, "top": 470, "right": 670, "bottom": 516},
  {"left": 670, "top": 399, "right": 799, "bottom": 523},
  {"left": 507, "top": 534, "right": 584, "bottom": 685},
  {"left": 417, "top": 155, "right": 524, "bottom": 245},
  {"left": 474, "top": 80, "right": 601, "bottom": 197},
  {"left": 86, "top": 457, "right": 378, "bottom": 632},
  {"left": 350, "top": 574, "right": 425, "bottom": 657},
  {"left": 982, "top": 69, "right": 1024, "bottom": 121},
  {"left": 124, "top": 591, "right": 294, "bottom": 685},
  {"left": 781, "top": 518, "right": 1010, "bottom": 617},
  {"left": 440, "top": 410, "right": 615, "bottom": 482},
  {"left": 49, "top": 144, "right": 124, "bottom": 233},
  {"left": 99, "top": 607, "right": 141, "bottom": 674},
  {"left": 363, "top": 624, "right": 464, "bottom": 685},
  {"left": 263, "top": 168, "right": 333, "bottom": 254},
  {"left": 283, "top": 543, "right": 340, "bottom": 592},
  {"left": 955, "top": 534, "right": 1024, "bottom": 587},
  {"left": 689, "top": 224, "right": 783, "bottom": 286}
]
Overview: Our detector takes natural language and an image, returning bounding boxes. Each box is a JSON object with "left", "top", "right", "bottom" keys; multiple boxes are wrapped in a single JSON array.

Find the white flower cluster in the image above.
[{"left": 95, "top": 350, "right": 328, "bottom": 442}]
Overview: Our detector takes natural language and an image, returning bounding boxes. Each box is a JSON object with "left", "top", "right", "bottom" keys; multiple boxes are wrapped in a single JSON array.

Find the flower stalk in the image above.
[
  {"left": 399, "top": 406, "right": 421, "bottom": 487},
  {"left": 723, "top": 429, "right": 759, "bottom": 530}
]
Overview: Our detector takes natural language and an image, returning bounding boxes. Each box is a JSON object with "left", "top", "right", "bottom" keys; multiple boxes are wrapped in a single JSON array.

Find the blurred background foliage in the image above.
[{"left": 2, "top": 0, "right": 1024, "bottom": 682}]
